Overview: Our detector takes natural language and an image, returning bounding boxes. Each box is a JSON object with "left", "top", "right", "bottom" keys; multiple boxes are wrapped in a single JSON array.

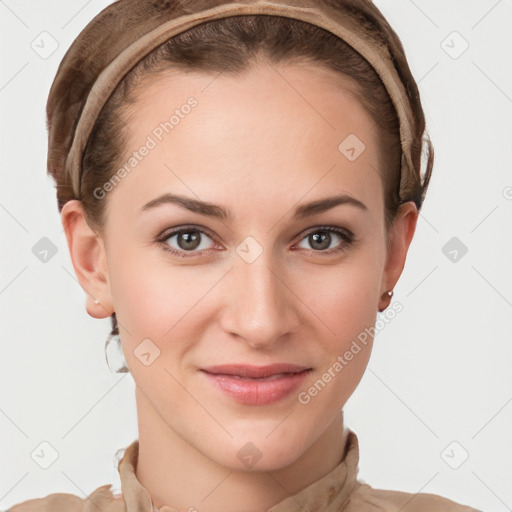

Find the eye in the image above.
[
  {"left": 156, "top": 224, "right": 355, "bottom": 259},
  {"left": 295, "top": 226, "right": 354, "bottom": 255},
  {"left": 157, "top": 226, "right": 217, "bottom": 258}
]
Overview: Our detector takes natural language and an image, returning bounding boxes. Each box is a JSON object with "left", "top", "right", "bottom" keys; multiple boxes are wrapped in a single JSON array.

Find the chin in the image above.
[{"left": 198, "top": 428, "right": 312, "bottom": 472}]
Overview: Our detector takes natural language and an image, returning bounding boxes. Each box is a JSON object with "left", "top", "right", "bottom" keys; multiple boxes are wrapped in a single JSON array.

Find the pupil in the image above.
[
  {"left": 179, "top": 231, "right": 200, "bottom": 250},
  {"left": 311, "top": 232, "right": 330, "bottom": 250}
]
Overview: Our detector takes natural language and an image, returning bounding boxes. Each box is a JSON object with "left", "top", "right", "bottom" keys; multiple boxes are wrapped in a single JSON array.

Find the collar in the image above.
[{"left": 117, "top": 428, "right": 360, "bottom": 512}]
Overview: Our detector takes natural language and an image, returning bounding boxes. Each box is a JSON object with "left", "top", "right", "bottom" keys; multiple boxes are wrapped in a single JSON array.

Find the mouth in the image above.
[
  {"left": 199, "top": 364, "right": 312, "bottom": 405},
  {"left": 200, "top": 363, "right": 312, "bottom": 379}
]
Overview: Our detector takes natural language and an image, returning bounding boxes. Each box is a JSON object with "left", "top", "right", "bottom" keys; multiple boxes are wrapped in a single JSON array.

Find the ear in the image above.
[
  {"left": 60, "top": 200, "right": 114, "bottom": 319},
  {"left": 379, "top": 201, "right": 419, "bottom": 306}
]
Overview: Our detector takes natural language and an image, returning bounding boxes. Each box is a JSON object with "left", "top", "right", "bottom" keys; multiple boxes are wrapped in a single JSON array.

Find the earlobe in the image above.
[
  {"left": 379, "top": 201, "right": 419, "bottom": 309},
  {"left": 60, "top": 200, "right": 114, "bottom": 319}
]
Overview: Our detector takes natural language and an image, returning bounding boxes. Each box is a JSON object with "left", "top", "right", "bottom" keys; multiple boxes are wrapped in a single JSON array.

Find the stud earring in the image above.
[{"left": 378, "top": 290, "right": 394, "bottom": 313}]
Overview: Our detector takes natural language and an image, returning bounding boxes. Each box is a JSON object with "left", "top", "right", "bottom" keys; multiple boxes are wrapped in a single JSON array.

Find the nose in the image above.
[{"left": 220, "top": 252, "right": 299, "bottom": 350}]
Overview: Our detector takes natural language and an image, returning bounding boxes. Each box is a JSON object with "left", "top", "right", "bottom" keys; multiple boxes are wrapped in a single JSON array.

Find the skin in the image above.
[{"left": 61, "top": 60, "right": 418, "bottom": 512}]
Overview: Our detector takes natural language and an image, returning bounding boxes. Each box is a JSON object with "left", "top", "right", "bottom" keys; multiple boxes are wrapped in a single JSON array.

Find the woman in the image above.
[{"left": 8, "top": 0, "right": 482, "bottom": 510}]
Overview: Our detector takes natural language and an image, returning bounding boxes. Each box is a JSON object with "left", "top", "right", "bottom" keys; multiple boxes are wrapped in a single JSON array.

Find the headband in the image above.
[{"left": 57, "top": 0, "right": 417, "bottom": 199}]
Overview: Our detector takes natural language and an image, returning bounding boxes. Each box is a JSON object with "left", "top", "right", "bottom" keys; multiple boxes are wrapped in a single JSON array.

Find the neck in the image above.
[{"left": 134, "top": 387, "right": 348, "bottom": 512}]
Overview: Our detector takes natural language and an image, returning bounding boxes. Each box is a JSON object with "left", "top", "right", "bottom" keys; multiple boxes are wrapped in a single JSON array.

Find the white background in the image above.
[{"left": 1, "top": 1, "right": 511, "bottom": 511}]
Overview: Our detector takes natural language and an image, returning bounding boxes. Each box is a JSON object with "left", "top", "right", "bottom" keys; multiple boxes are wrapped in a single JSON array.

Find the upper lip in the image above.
[{"left": 201, "top": 364, "right": 311, "bottom": 379}]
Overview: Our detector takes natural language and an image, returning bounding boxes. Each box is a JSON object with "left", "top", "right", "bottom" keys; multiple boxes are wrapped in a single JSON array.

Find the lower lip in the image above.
[{"left": 201, "top": 370, "right": 311, "bottom": 405}]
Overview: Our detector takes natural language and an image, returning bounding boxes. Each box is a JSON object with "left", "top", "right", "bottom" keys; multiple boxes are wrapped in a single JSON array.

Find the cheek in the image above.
[
  {"left": 294, "top": 244, "right": 383, "bottom": 394},
  {"left": 107, "top": 250, "right": 215, "bottom": 362},
  {"left": 294, "top": 269, "right": 378, "bottom": 412},
  {"left": 299, "top": 253, "right": 382, "bottom": 337}
]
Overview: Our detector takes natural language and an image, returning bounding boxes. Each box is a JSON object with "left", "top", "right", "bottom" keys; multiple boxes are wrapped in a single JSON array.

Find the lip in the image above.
[
  {"left": 202, "top": 363, "right": 311, "bottom": 378},
  {"left": 200, "top": 364, "right": 312, "bottom": 405}
]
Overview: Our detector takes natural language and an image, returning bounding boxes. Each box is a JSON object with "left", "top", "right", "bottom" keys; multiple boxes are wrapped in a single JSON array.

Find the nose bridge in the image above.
[{"left": 222, "top": 244, "right": 295, "bottom": 345}]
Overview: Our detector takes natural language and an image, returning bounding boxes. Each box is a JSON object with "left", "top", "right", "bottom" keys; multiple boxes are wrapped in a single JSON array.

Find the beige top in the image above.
[{"left": 8, "top": 429, "right": 481, "bottom": 512}]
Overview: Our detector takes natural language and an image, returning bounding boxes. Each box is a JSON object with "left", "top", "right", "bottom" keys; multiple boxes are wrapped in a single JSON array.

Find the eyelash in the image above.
[{"left": 156, "top": 225, "right": 355, "bottom": 259}]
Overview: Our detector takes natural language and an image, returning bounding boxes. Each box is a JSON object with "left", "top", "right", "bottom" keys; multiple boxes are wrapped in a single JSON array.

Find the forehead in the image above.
[{"left": 109, "top": 62, "right": 383, "bottom": 219}]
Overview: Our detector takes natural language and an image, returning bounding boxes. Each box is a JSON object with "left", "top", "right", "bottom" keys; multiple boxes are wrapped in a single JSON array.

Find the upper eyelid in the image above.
[{"left": 158, "top": 225, "right": 218, "bottom": 243}]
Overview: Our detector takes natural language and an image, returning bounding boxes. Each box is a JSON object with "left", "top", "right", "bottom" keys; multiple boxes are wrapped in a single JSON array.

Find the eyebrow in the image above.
[{"left": 139, "top": 192, "right": 368, "bottom": 220}]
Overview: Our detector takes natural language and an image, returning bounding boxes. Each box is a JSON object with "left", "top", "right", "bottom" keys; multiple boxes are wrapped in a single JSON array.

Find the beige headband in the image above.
[{"left": 65, "top": 0, "right": 416, "bottom": 199}]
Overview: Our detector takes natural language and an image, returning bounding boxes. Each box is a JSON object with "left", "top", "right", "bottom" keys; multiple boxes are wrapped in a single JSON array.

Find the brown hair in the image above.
[{"left": 46, "top": 0, "right": 433, "bottom": 347}]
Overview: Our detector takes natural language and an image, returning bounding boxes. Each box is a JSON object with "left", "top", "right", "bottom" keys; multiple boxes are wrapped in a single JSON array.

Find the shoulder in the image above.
[
  {"left": 346, "top": 480, "right": 482, "bottom": 512},
  {"left": 6, "top": 484, "right": 126, "bottom": 512},
  {"left": 7, "top": 493, "right": 85, "bottom": 512}
]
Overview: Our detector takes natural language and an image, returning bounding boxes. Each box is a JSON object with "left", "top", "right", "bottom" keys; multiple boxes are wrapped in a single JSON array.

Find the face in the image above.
[{"left": 63, "top": 61, "right": 417, "bottom": 471}]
